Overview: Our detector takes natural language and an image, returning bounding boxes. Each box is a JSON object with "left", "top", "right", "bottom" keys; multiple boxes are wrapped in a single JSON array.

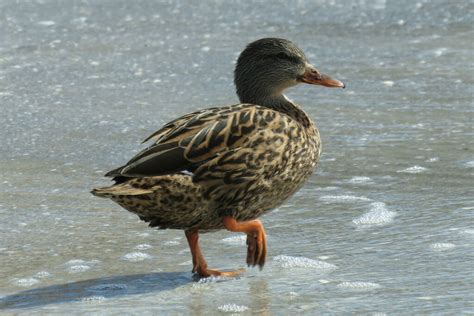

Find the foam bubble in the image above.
[
  {"left": 35, "top": 271, "right": 51, "bottom": 278},
  {"left": 134, "top": 244, "right": 152, "bottom": 250},
  {"left": 426, "top": 157, "right": 439, "bottom": 162},
  {"left": 14, "top": 278, "right": 40, "bottom": 287},
  {"left": 68, "top": 265, "right": 91, "bottom": 273},
  {"left": 353, "top": 202, "right": 397, "bottom": 226},
  {"left": 461, "top": 229, "right": 474, "bottom": 235},
  {"left": 398, "top": 165, "right": 427, "bottom": 173},
  {"left": 434, "top": 48, "right": 448, "bottom": 57},
  {"left": 164, "top": 240, "right": 180, "bottom": 246},
  {"left": 319, "top": 195, "right": 371, "bottom": 202},
  {"left": 383, "top": 80, "right": 394, "bottom": 87},
  {"left": 217, "top": 303, "right": 249, "bottom": 313},
  {"left": 81, "top": 296, "right": 106, "bottom": 303},
  {"left": 65, "top": 259, "right": 86, "bottom": 265},
  {"left": 38, "top": 20, "right": 56, "bottom": 26},
  {"left": 221, "top": 235, "right": 246, "bottom": 245},
  {"left": 337, "top": 281, "right": 381, "bottom": 290},
  {"left": 430, "top": 243, "right": 456, "bottom": 251},
  {"left": 463, "top": 161, "right": 474, "bottom": 168},
  {"left": 122, "top": 252, "right": 152, "bottom": 261},
  {"left": 273, "top": 255, "right": 336, "bottom": 269}
]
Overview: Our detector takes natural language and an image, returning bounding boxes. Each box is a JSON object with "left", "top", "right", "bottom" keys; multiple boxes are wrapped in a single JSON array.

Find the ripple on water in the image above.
[
  {"left": 347, "top": 176, "right": 373, "bottom": 184},
  {"left": 353, "top": 202, "right": 397, "bottom": 226},
  {"left": 217, "top": 303, "right": 249, "bottom": 313},
  {"left": 397, "top": 165, "right": 427, "bottom": 173},
  {"left": 122, "top": 252, "right": 152, "bottom": 262},
  {"left": 319, "top": 195, "right": 371, "bottom": 202},
  {"left": 273, "top": 255, "right": 336, "bottom": 270},
  {"left": 337, "top": 281, "right": 381, "bottom": 290}
]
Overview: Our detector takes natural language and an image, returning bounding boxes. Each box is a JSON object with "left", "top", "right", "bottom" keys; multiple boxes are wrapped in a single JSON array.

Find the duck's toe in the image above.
[{"left": 246, "top": 225, "right": 267, "bottom": 269}]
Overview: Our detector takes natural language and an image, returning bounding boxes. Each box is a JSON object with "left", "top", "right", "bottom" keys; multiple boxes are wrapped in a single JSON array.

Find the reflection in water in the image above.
[{"left": 249, "top": 278, "right": 271, "bottom": 315}]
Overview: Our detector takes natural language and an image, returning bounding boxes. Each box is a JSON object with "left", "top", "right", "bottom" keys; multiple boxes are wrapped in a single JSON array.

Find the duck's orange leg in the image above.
[
  {"left": 184, "top": 230, "right": 244, "bottom": 278},
  {"left": 222, "top": 217, "right": 267, "bottom": 269}
]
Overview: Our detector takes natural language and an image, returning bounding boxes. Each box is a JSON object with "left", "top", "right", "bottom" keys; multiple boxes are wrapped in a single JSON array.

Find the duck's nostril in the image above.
[{"left": 312, "top": 69, "right": 322, "bottom": 80}]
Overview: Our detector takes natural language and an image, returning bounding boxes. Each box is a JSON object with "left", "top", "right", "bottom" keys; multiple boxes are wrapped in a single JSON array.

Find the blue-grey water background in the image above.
[{"left": 1, "top": 0, "right": 473, "bottom": 314}]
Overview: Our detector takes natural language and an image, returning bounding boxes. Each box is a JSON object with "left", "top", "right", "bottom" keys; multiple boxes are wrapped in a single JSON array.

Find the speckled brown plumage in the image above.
[
  {"left": 92, "top": 103, "right": 320, "bottom": 231},
  {"left": 91, "top": 38, "right": 344, "bottom": 277}
]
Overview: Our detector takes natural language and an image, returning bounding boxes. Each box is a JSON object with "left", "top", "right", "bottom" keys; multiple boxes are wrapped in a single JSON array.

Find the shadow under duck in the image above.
[{"left": 91, "top": 38, "right": 344, "bottom": 278}]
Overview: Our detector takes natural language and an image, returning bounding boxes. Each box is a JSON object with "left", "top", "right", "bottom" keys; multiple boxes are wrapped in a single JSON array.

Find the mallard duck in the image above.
[{"left": 91, "top": 38, "right": 344, "bottom": 278}]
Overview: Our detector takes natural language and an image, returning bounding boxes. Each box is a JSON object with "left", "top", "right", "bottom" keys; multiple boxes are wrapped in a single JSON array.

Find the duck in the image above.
[{"left": 91, "top": 38, "right": 344, "bottom": 278}]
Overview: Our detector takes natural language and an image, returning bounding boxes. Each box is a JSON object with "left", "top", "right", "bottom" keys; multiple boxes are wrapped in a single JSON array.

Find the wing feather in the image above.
[{"left": 106, "top": 104, "right": 261, "bottom": 178}]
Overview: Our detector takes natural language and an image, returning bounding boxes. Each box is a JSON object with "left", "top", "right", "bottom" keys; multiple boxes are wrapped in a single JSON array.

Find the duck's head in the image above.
[{"left": 234, "top": 38, "right": 344, "bottom": 105}]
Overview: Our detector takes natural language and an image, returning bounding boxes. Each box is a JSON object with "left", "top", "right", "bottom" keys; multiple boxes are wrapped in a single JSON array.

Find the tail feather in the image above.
[{"left": 91, "top": 185, "right": 153, "bottom": 198}]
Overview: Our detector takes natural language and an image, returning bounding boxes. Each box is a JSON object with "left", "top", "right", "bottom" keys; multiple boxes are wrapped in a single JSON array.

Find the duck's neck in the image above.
[{"left": 241, "top": 93, "right": 312, "bottom": 128}]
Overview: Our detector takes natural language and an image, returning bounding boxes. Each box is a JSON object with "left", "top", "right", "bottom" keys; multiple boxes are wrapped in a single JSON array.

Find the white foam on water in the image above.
[
  {"left": 68, "top": 265, "right": 91, "bottom": 273},
  {"left": 134, "top": 243, "right": 152, "bottom": 250},
  {"left": 434, "top": 47, "right": 448, "bottom": 57},
  {"left": 178, "top": 260, "right": 192, "bottom": 266},
  {"left": 65, "top": 259, "right": 86, "bottom": 265},
  {"left": 426, "top": 157, "right": 439, "bottom": 162},
  {"left": 417, "top": 296, "right": 434, "bottom": 300},
  {"left": 64, "top": 259, "right": 100, "bottom": 273},
  {"left": 319, "top": 195, "right": 371, "bottom": 202},
  {"left": 347, "top": 176, "right": 372, "bottom": 184},
  {"left": 13, "top": 278, "right": 40, "bottom": 287},
  {"left": 353, "top": 202, "right": 397, "bottom": 226},
  {"left": 314, "top": 186, "right": 340, "bottom": 191},
  {"left": 382, "top": 80, "right": 394, "bottom": 86},
  {"left": 398, "top": 165, "right": 427, "bottom": 173},
  {"left": 337, "top": 281, "right": 381, "bottom": 290},
  {"left": 463, "top": 161, "right": 474, "bottom": 168},
  {"left": 38, "top": 20, "right": 56, "bottom": 26},
  {"left": 35, "top": 271, "right": 51, "bottom": 278},
  {"left": 460, "top": 229, "right": 474, "bottom": 235},
  {"left": 81, "top": 296, "right": 106, "bottom": 303},
  {"left": 273, "top": 255, "right": 336, "bottom": 270},
  {"left": 122, "top": 252, "right": 152, "bottom": 262},
  {"left": 430, "top": 243, "right": 456, "bottom": 251},
  {"left": 217, "top": 303, "right": 249, "bottom": 313},
  {"left": 164, "top": 240, "right": 180, "bottom": 246},
  {"left": 220, "top": 235, "right": 246, "bottom": 245},
  {"left": 88, "top": 283, "right": 128, "bottom": 292}
]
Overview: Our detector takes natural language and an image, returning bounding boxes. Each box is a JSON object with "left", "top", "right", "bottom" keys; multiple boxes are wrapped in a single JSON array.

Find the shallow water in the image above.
[{"left": 1, "top": 0, "right": 473, "bottom": 314}]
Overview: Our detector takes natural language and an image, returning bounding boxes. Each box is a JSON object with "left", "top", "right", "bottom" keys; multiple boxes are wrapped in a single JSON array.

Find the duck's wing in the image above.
[
  {"left": 105, "top": 104, "right": 261, "bottom": 178},
  {"left": 142, "top": 105, "right": 248, "bottom": 144}
]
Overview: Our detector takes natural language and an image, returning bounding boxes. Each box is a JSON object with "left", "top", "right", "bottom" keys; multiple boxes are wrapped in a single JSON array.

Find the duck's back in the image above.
[{"left": 92, "top": 103, "right": 321, "bottom": 231}]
